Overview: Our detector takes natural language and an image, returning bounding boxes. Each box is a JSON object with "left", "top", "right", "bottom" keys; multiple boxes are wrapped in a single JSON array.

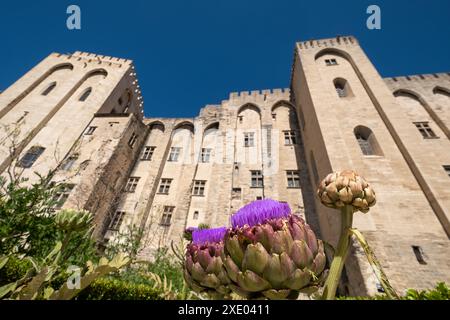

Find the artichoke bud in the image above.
[{"left": 317, "top": 170, "right": 377, "bottom": 213}]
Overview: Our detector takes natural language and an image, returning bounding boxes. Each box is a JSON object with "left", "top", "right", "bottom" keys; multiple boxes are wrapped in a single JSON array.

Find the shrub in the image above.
[
  {"left": 77, "top": 277, "right": 164, "bottom": 300},
  {"left": 0, "top": 256, "right": 31, "bottom": 286}
]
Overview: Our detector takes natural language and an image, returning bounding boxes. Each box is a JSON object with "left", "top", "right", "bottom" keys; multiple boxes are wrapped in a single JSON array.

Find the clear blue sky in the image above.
[{"left": 1, "top": 0, "right": 449, "bottom": 118}]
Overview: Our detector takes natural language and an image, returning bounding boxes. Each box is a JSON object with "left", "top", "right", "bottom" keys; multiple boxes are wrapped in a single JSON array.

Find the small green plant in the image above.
[{"left": 0, "top": 210, "right": 130, "bottom": 300}]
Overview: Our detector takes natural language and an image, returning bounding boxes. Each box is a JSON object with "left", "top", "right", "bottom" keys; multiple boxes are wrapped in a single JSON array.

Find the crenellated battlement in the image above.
[
  {"left": 296, "top": 35, "right": 358, "bottom": 50},
  {"left": 227, "top": 88, "right": 290, "bottom": 104},
  {"left": 51, "top": 51, "right": 133, "bottom": 68},
  {"left": 384, "top": 72, "right": 450, "bottom": 84}
]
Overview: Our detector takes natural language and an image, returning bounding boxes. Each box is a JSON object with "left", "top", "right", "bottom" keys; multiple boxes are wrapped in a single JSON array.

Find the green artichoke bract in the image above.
[
  {"left": 223, "top": 199, "right": 326, "bottom": 299},
  {"left": 55, "top": 209, "right": 94, "bottom": 232},
  {"left": 183, "top": 227, "right": 232, "bottom": 298},
  {"left": 317, "top": 170, "right": 376, "bottom": 213}
]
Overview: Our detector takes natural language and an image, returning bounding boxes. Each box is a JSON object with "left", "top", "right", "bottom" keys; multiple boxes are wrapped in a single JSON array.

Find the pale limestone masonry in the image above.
[
  {"left": 291, "top": 36, "right": 450, "bottom": 295},
  {"left": 0, "top": 36, "right": 449, "bottom": 296}
]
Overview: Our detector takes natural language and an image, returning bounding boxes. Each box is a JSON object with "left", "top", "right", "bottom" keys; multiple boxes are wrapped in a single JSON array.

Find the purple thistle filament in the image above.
[
  {"left": 192, "top": 227, "right": 228, "bottom": 245},
  {"left": 231, "top": 199, "right": 291, "bottom": 228}
]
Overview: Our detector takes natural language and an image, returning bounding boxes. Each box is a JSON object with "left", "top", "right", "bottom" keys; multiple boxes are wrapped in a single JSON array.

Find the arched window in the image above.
[
  {"left": 41, "top": 82, "right": 57, "bottom": 96},
  {"left": 354, "top": 126, "right": 383, "bottom": 156},
  {"left": 333, "top": 78, "right": 353, "bottom": 98},
  {"left": 79, "top": 87, "right": 92, "bottom": 102}
]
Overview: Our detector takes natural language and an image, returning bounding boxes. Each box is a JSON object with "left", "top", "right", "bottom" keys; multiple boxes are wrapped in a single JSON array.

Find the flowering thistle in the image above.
[
  {"left": 223, "top": 199, "right": 326, "bottom": 299},
  {"left": 192, "top": 227, "right": 227, "bottom": 245},
  {"left": 231, "top": 199, "right": 291, "bottom": 228}
]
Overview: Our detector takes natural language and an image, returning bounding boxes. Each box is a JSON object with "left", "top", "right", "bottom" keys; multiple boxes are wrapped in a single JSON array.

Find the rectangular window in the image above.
[
  {"left": 124, "top": 177, "right": 140, "bottom": 193},
  {"left": 168, "top": 147, "right": 181, "bottom": 162},
  {"left": 128, "top": 133, "right": 138, "bottom": 148},
  {"left": 325, "top": 59, "right": 338, "bottom": 66},
  {"left": 287, "top": 170, "right": 301, "bottom": 188},
  {"left": 244, "top": 132, "right": 255, "bottom": 147},
  {"left": 61, "top": 153, "right": 79, "bottom": 171},
  {"left": 53, "top": 184, "right": 75, "bottom": 209},
  {"left": 18, "top": 146, "right": 45, "bottom": 168},
  {"left": 284, "top": 130, "right": 297, "bottom": 145},
  {"left": 251, "top": 170, "right": 263, "bottom": 188},
  {"left": 85, "top": 126, "right": 97, "bottom": 135},
  {"left": 160, "top": 206, "right": 174, "bottom": 226},
  {"left": 142, "top": 146, "right": 156, "bottom": 161},
  {"left": 158, "top": 178, "right": 172, "bottom": 194},
  {"left": 443, "top": 165, "right": 450, "bottom": 177},
  {"left": 192, "top": 180, "right": 206, "bottom": 196},
  {"left": 109, "top": 211, "right": 126, "bottom": 231},
  {"left": 200, "top": 148, "right": 212, "bottom": 163},
  {"left": 414, "top": 122, "right": 438, "bottom": 139},
  {"left": 193, "top": 211, "right": 199, "bottom": 220}
]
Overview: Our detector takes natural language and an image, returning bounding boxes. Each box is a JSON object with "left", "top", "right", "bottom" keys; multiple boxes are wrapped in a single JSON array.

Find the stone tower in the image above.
[
  {"left": 0, "top": 52, "right": 146, "bottom": 237},
  {"left": 291, "top": 36, "right": 450, "bottom": 295}
]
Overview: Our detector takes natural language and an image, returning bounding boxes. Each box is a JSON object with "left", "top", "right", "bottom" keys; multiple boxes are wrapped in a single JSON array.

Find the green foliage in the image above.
[
  {"left": 0, "top": 174, "right": 98, "bottom": 266},
  {"left": 77, "top": 277, "right": 164, "bottom": 300},
  {"left": 404, "top": 282, "right": 450, "bottom": 300},
  {"left": 104, "top": 224, "right": 144, "bottom": 261},
  {"left": 0, "top": 255, "right": 31, "bottom": 286},
  {"left": 146, "top": 247, "right": 185, "bottom": 292},
  {"left": 338, "top": 282, "right": 450, "bottom": 300}
]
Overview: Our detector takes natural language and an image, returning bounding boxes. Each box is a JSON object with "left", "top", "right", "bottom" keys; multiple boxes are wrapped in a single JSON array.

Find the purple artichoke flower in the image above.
[
  {"left": 231, "top": 199, "right": 291, "bottom": 228},
  {"left": 223, "top": 199, "right": 326, "bottom": 299},
  {"left": 183, "top": 227, "right": 231, "bottom": 298},
  {"left": 193, "top": 227, "right": 227, "bottom": 245}
]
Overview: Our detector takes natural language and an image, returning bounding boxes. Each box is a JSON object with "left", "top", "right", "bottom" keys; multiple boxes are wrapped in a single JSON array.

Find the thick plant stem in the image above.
[{"left": 322, "top": 205, "right": 353, "bottom": 300}]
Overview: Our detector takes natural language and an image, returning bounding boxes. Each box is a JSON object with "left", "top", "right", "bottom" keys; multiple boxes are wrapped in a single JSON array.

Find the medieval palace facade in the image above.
[{"left": 0, "top": 36, "right": 449, "bottom": 296}]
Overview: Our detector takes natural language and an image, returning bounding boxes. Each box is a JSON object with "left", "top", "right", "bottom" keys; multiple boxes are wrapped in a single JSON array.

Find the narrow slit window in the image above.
[
  {"left": 412, "top": 245, "right": 427, "bottom": 265},
  {"left": 128, "top": 133, "right": 138, "bottom": 148},
  {"left": 193, "top": 211, "right": 199, "bottom": 220},
  {"left": 443, "top": 165, "right": 450, "bottom": 177},
  {"left": 85, "top": 126, "right": 97, "bottom": 135},
  {"left": 79, "top": 87, "right": 92, "bottom": 102},
  {"left": 42, "top": 82, "right": 57, "bottom": 96}
]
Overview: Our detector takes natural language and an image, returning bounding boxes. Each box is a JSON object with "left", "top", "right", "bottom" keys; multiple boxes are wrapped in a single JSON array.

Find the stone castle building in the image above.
[{"left": 0, "top": 36, "right": 449, "bottom": 296}]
